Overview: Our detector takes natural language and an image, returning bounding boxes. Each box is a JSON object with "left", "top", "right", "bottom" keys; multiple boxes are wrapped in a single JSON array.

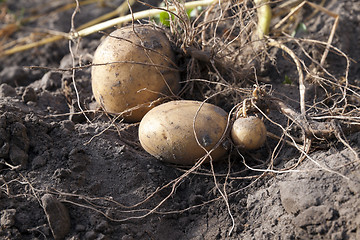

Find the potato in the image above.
[
  {"left": 91, "top": 25, "right": 180, "bottom": 122},
  {"left": 138, "top": 100, "right": 228, "bottom": 165},
  {"left": 231, "top": 116, "right": 267, "bottom": 150}
]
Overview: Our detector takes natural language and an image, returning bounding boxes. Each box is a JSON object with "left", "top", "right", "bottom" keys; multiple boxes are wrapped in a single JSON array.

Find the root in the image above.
[{"left": 267, "top": 38, "right": 307, "bottom": 115}]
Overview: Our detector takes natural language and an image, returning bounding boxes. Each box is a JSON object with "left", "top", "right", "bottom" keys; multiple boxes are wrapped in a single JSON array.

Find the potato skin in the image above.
[
  {"left": 231, "top": 116, "right": 267, "bottom": 150},
  {"left": 91, "top": 25, "right": 180, "bottom": 122},
  {"left": 138, "top": 100, "right": 229, "bottom": 165}
]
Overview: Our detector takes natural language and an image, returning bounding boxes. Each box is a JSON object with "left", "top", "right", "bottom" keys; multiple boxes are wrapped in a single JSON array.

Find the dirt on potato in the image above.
[{"left": 0, "top": 0, "right": 359, "bottom": 240}]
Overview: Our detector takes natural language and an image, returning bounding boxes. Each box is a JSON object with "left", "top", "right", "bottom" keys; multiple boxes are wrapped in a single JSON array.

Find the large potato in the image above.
[
  {"left": 138, "top": 100, "right": 229, "bottom": 165},
  {"left": 231, "top": 116, "right": 267, "bottom": 150},
  {"left": 91, "top": 25, "right": 180, "bottom": 122}
]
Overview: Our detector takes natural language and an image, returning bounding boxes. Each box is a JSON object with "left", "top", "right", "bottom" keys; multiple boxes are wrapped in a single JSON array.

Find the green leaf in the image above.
[
  {"left": 159, "top": 11, "right": 174, "bottom": 27},
  {"left": 291, "top": 22, "right": 307, "bottom": 37},
  {"left": 186, "top": 8, "right": 193, "bottom": 17},
  {"left": 282, "top": 75, "right": 292, "bottom": 85}
]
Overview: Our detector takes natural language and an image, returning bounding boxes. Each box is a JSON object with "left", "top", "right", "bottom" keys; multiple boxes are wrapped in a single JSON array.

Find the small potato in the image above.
[
  {"left": 231, "top": 116, "right": 267, "bottom": 150},
  {"left": 91, "top": 25, "right": 180, "bottom": 122},
  {"left": 138, "top": 100, "right": 228, "bottom": 165}
]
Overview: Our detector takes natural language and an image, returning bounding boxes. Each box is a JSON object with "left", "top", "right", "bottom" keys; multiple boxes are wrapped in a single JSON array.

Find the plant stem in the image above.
[{"left": 1, "top": 0, "right": 218, "bottom": 56}]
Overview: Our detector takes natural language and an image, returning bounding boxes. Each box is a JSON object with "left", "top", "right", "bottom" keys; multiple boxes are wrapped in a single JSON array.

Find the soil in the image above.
[{"left": 0, "top": 0, "right": 360, "bottom": 240}]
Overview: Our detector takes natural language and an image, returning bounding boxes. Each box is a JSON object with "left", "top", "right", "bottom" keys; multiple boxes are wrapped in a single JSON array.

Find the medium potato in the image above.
[
  {"left": 91, "top": 25, "right": 180, "bottom": 122},
  {"left": 231, "top": 116, "right": 267, "bottom": 150},
  {"left": 138, "top": 100, "right": 228, "bottom": 165}
]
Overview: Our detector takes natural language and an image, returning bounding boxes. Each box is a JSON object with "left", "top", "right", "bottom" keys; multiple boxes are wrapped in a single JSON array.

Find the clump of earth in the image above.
[{"left": 0, "top": 0, "right": 359, "bottom": 239}]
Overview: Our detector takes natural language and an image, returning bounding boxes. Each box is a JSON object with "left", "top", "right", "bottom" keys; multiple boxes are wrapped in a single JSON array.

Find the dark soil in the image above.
[{"left": 1, "top": 0, "right": 359, "bottom": 240}]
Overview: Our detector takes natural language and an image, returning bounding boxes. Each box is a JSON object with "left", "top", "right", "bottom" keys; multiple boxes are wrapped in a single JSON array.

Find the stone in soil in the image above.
[{"left": 41, "top": 194, "right": 71, "bottom": 240}]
